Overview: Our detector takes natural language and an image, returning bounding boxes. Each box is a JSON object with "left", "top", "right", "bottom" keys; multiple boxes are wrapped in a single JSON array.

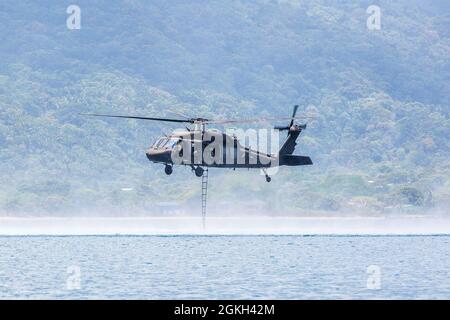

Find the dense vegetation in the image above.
[{"left": 0, "top": 0, "right": 449, "bottom": 216}]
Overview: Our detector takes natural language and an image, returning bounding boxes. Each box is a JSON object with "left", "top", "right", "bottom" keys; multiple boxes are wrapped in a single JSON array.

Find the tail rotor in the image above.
[{"left": 274, "top": 105, "right": 306, "bottom": 134}]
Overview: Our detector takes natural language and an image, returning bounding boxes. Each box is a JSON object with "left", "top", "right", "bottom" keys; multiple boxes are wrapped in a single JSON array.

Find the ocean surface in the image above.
[{"left": 0, "top": 234, "right": 449, "bottom": 299}]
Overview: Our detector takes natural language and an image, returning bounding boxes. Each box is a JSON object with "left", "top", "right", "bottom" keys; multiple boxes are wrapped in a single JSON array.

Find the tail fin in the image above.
[
  {"left": 276, "top": 105, "right": 312, "bottom": 165},
  {"left": 278, "top": 128, "right": 303, "bottom": 155},
  {"left": 276, "top": 105, "right": 306, "bottom": 155}
]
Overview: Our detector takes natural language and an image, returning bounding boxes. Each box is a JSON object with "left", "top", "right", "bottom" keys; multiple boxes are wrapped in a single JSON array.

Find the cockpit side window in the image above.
[{"left": 168, "top": 137, "right": 180, "bottom": 148}]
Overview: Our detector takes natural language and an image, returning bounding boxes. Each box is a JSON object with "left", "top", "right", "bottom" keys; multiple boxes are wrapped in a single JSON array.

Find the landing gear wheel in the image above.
[
  {"left": 265, "top": 176, "right": 271, "bottom": 183},
  {"left": 164, "top": 165, "right": 173, "bottom": 175},
  {"left": 195, "top": 166, "right": 204, "bottom": 177}
]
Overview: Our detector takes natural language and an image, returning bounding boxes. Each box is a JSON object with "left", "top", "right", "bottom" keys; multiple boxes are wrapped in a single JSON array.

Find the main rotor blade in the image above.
[
  {"left": 165, "top": 110, "right": 193, "bottom": 120},
  {"left": 80, "top": 113, "right": 192, "bottom": 123},
  {"left": 206, "top": 114, "right": 316, "bottom": 125}
]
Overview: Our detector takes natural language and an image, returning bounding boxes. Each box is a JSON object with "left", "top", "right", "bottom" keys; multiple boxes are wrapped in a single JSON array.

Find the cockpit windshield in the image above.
[
  {"left": 152, "top": 137, "right": 180, "bottom": 149},
  {"left": 152, "top": 138, "right": 166, "bottom": 148}
]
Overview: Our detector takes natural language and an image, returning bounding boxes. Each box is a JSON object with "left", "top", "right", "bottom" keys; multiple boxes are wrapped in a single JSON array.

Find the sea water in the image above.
[{"left": 0, "top": 234, "right": 449, "bottom": 299}]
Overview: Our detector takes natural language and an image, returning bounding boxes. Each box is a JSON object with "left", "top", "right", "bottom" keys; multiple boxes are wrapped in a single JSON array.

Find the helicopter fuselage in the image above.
[
  {"left": 146, "top": 125, "right": 313, "bottom": 174},
  {"left": 82, "top": 105, "right": 312, "bottom": 181},
  {"left": 145, "top": 130, "right": 275, "bottom": 169}
]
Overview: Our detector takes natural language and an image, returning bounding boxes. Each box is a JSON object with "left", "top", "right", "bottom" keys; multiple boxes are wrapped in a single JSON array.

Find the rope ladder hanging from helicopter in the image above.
[{"left": 201, "top": 167, "right": 208, "bottom": 229}]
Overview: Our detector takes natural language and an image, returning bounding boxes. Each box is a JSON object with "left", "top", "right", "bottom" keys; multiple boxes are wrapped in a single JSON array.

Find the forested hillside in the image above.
[{"left": 0, "top": 0, "right": 449, "bottom": 216}]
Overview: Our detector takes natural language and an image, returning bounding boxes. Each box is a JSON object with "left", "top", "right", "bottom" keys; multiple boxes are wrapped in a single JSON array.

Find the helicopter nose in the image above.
[{"left": 146, "top": 149, "right": 172, "bottom": 163}]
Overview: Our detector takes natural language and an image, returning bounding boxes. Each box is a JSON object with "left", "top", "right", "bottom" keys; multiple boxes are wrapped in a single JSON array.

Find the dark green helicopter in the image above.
[{"left": 83, "top": 105, "right": 313, "bottom": 224}]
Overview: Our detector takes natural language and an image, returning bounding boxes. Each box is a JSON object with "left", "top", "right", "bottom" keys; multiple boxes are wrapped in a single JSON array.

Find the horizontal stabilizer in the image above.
[{"left": 280, "top": 155, "right": 313, "bottom": 166}]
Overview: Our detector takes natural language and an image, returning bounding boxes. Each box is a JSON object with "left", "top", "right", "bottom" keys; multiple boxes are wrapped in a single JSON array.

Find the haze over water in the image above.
[{"left": 1, "top": 216, "right": 449, "bottom": 235}]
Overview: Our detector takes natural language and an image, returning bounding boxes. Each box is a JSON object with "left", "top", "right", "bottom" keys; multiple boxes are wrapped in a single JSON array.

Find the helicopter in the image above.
[
  {"left": 82, "top": 105, "right": 313, "bottom": 183},
  {"left": 83, "top": 105, "right": 312, "bottom": 226}
]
